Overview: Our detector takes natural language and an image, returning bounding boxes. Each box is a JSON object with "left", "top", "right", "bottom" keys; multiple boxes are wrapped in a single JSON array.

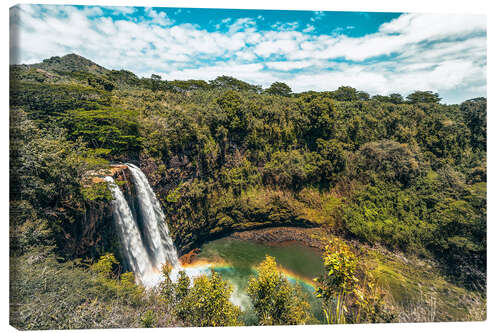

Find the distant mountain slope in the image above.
[
  {"left": 10, "top": 53, "right": 128, "bottom": 90},
  {"left": 31, "top": 53, "right": 109, "bottom": 75}
]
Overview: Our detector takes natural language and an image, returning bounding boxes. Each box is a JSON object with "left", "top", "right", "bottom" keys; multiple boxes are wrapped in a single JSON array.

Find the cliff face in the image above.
[
  {"left": 134, "top": 156, "right": 323, "bottom": 256},
  {"left": 76, "top": 199, "right": 115, "bottom": 258},
  {"left": 69, "top": 165, "right": 133, "bottom": 260}
]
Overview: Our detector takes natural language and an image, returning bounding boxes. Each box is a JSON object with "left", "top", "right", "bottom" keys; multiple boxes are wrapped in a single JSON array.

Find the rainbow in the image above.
[
  {"left": 276, "top": 266, "right": 317, "bottom": 291},
  {"left": 181, "top": 258, "right": 318, "bottom": 292}
]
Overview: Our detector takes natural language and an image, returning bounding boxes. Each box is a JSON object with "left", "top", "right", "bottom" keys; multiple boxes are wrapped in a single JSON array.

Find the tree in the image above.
[
  {"left": 87, "top": 76, "right": 115, "bottom": 92},
  {"left": 216, "top": 90, "right": 248, "bottom": 141},
  {"left": 151, "top": 74, "right": 162, "bottom": 91},
  {"left": 174, "top": 270, "right": 190, "bottom": 302},
  {"left": 157, "top": 265, "right": 242, "bottom": 327},
  {"left": 406, "top": 91, "right": 441, "bottom": 104},
  {"left": 372, "top": 93, "right": 404, "bottom": 104},
  {"left": 59, "top": 107, "right": 142, "bottom": 158},
  {"left": 316, "top": 138, "right": 347, "bottom": 174},
  {"left": 248, "top": 256, "right": 311, "bottom": 325},
  {"left": 263, "top": 150, "right": 321, "bottom": 189},
  {"left": 331, "top": 86, "right": 359, "bottom": 101},
  {"left": 175, "top": 271, "right": 242, "bottom": 327},
  {"left": 357, "top": 91, "right": 370, "bottom": 101},
  {"left": 352, "top": 140, "right": 424, "bottom": 186},
  {"left": 265, "top": 82, "right": 292, "bottom": 97},
  {"left": 388, "top": 93, "right": 404, "bottom": 104},
  {"left": 460, "top": 97, "right": 486, "bottom": 151},
  {"left": 315, "top": 241, "right": 358, "bottom": 324},
  {"left": 158, "top": 263, "right": 176, "bottom": 304},
  {"left": 429, "top": 194, "right": 486, "bottom": 288},
  {"left": 90, "top": 253, "right": 119, "bottom": 278},
  {"left": 106, "top": 69, "right": 140, "bottom": 86},
  {"left": 167, "top": 79, "right": 210, "bottom": 92},
  {"left": 10, "top": 109, "right": 110, "bottom": 257},
  {"left": 314, "top": 241, "right": 394, "bottom": 324},
  {"left": 209, "top": 75, "right": 262, "bottom": 93},
  {"left": 300, "top": 94, "right": 336, "bottom": 142}
]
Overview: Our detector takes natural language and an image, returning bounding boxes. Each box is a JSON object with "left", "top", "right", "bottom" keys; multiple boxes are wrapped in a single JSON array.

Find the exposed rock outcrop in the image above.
[
  {"left": 179, "top": 248, "right": 201, "bottom": 265},
  {"left": 85, "top": 164, "right": 129, "bottom": 184}
]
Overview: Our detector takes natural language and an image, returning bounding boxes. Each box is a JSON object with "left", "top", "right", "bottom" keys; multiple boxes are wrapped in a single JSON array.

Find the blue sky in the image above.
[{"left": 10, "top": 4, "right": 486, "bottom": 103}]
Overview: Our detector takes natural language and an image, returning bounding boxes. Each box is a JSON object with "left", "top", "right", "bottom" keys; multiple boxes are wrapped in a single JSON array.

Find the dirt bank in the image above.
[
  {"left": 178, "top": 226, "right": 328, "bottom": 264},
  {"left": 228, "top": 226, "right": 325, "bottom": 250}
]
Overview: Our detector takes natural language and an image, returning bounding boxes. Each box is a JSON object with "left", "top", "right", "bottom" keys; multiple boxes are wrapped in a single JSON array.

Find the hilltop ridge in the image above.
[{"left": 32, "top": 53, "right": 109, "bottom": 75}]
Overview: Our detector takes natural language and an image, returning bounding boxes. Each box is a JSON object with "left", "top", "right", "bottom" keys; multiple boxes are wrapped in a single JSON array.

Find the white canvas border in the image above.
[{"left": 1, "top": 1, "right": 497, "bottom": 333}]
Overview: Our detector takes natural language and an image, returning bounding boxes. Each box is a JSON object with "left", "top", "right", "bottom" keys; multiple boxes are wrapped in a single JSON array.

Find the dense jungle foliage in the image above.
[{"left": 10, "top": 54, "right": 486, "bottom": 328}]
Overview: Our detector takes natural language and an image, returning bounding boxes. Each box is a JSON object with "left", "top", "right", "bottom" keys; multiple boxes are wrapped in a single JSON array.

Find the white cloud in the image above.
[
  {"left": 310, "top": 11, "right": 325, "bottom": 22},
  {"left": 159, "top": 62, "right": 274, "bottom": 85},
  {"left": 235, "top": 50, "right": 257, "bottom": 61},
  {"left": 303, "top": 24, "right": 315, "bottom": 33},
  {"left": 284, "top": 13, "right": 486, "bottom": 62},
  {"left": 10, "top": 5, "right": 486, "bottom": 103},
  {"left": 272, "top": 22, "right": 300, "bottom": 31},
  {"left": 228, "top": 18, "right": 257, "bottom": 34},
  {"left": 103, "top": 6, "right": 136, "bottom": 16},
  {"left": 144, "top": 7, "right": 173, "bottom": 26},
  {"left": 266, "top": 60, "right": 313, "bottom": 71},
  {"left": 254, "top": 39, "right": 298, "bottom": 58}
]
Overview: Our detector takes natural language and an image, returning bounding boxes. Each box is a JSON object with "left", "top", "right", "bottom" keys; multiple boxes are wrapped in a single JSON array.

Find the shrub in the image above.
[
  {"left": 314, "top": 240, "right": 395, "bottom": 324},
  {"left": 175, "top": 271, "right": 242, "bottom": 327},
  {"left": 248, "top": 255, "right": 311, "bottom": 325}
]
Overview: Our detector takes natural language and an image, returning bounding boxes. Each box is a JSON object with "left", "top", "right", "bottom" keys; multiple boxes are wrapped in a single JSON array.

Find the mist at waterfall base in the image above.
[{"left": 105, "top": 164, "right": 324, "bottom": 320}]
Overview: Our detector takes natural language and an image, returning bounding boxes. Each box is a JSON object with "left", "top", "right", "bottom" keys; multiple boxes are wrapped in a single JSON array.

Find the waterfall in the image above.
[
  {"left": 104, "top": 164, "right": 181, "bottom": 287},
  {"left": 126, "top": 163, "right": 180, "bottom": 270},
  {"left": 105, "top": 176, "right": 157, "bottom": 285}
]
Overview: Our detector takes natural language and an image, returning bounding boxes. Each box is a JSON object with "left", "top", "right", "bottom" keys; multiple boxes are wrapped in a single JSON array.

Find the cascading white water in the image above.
[
  {"left": 126, "top": 163, "right": 181, "bottom": 271},
  {"left": 105, "top": 176, "right": 158, "bottom": 285},
  {"left": 105, "top": 165, "right": 182, "bottom": 287}
]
